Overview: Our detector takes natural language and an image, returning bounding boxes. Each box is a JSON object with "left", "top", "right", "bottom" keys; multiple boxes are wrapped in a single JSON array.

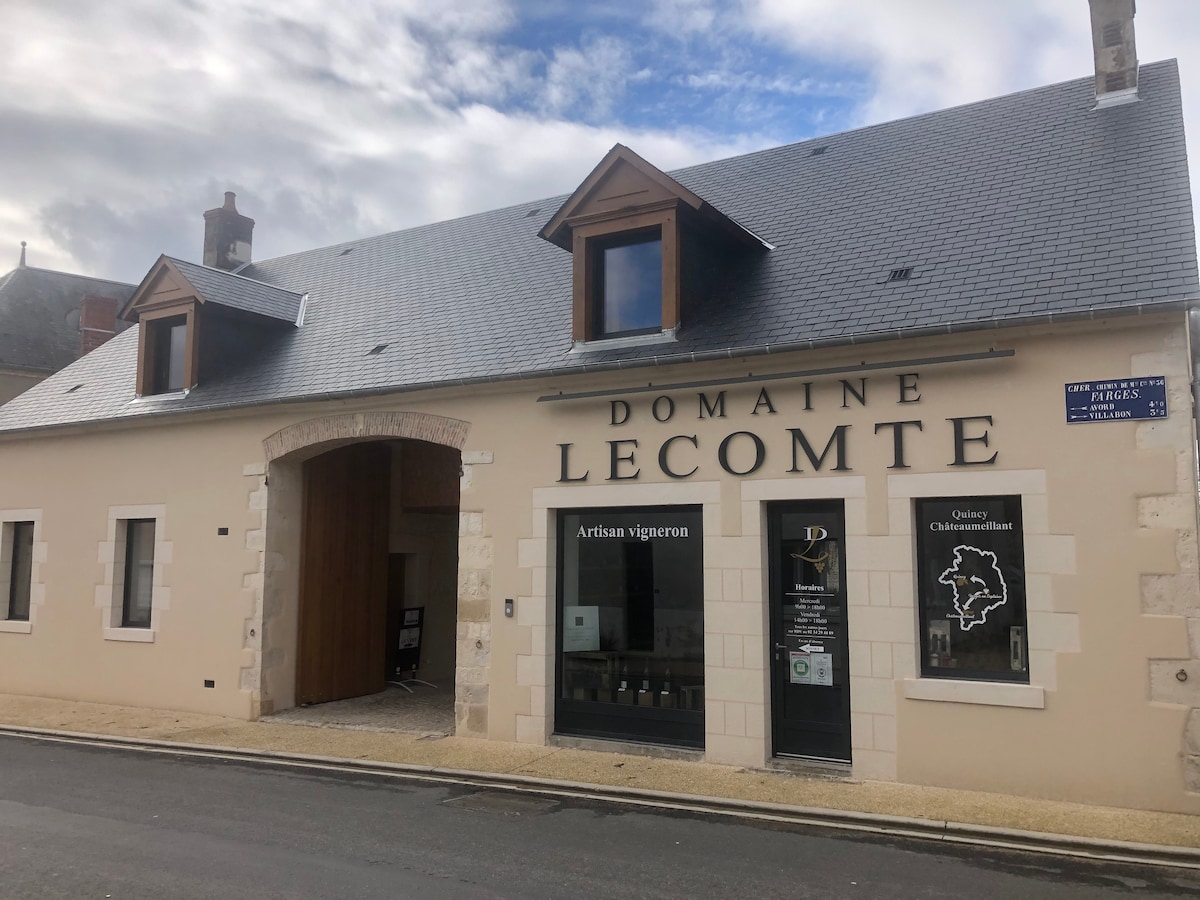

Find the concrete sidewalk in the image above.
[{"left": 2, "top": 692, "right": 1198, "bottom": 856}]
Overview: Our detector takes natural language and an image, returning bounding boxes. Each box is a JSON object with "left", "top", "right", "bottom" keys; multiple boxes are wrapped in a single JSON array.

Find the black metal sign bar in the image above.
[{"left": 536, "top": 349, "right": 1015, "bottom": 403}]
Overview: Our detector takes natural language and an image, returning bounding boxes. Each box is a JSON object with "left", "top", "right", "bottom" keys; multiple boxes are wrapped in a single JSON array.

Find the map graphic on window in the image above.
[{"left": 937, "top": 545, "right": 1008, "bottom": 631}]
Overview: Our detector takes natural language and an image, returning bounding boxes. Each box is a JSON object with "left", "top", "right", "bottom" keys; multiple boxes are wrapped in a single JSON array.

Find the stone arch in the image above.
[
  {"left": 257, "top": 408, "right": 474, "bottom": 719},
  {"left": 263, "top": 411, "right": 470, "bottom": 461}
]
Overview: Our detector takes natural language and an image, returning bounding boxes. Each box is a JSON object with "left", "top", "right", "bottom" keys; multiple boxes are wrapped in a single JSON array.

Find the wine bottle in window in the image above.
[
  {"left": 637, "top": 660, "right": 654, "bottom": 706},
  {"left": 618, "top": 662, "right": 634, "bottom": 705},
  {"left": 659, "top": 667, "right": 676, "bottom": 709}
]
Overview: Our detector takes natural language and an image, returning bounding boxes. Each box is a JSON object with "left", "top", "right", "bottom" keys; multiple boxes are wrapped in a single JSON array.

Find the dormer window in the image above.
[
  {"left": 120, "top": 252, "right": 303, "bottom": 400},
  {"left": 594, "top": 229, "right": 662, "bottom": 338},
  {"left": 539, "top": 144, "right": 769, "bottom": 347},
  {"left": 571, "top": 207, "right": 681, "bottom": 345},
  {"left": 134, "top": 306, "right": 198, "bottom": 397},
  {"left": 151, "top": 316, "right": 188, "bottom": 393}
]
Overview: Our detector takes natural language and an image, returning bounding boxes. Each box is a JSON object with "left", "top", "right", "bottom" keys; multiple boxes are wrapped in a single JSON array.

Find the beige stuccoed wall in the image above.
[
  {"left": 0, "top": 314, "right": 1197, "bottom": 812},
  {"left": 0, "top": 416, "right": 269, "bottom": 716},
  {"left": 503, "top": 318, "right": 1199, "bottom": 814}
]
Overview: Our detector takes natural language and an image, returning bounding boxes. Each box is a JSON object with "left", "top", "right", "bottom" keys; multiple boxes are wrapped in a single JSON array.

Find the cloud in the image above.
[
  {"left": 0, "top": 0, "right": 756, "bottom": 281},
  {"left": 735, "top": 0, "right": 1200, "bottom": 255},
  {"left": 647, "top": 0, "right": 718, "bottom": 35},
  {"left": 2, "top": 0, "right": 1199, "bottom": 285},
  {"left": 541, "top": 35, "right": 636, "bottom": 121},
  {"left": 741, "top": 0, "right": 1085, "bottom": 122}
]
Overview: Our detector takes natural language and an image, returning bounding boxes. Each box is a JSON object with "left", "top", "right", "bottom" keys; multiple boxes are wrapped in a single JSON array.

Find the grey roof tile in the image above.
[
  {"left": 0, "top": 61, "right": 1195, "bottom": 434},
  {"left": 166, "top": 257, "right": 302, "bottom": 324},
  {"left": 0, "top": 266, "right": 134, "bottom": 373}
]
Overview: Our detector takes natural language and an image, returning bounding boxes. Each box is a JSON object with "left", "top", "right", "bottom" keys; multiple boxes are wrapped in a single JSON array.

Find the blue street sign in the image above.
[{"left": 1064, "top": 376, "right": 1167, "bottom": 423}]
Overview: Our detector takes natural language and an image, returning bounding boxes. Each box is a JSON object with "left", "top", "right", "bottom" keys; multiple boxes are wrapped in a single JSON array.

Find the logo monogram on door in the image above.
[{"left": 792, "top": 526, "right": 830, "bottom": 573}]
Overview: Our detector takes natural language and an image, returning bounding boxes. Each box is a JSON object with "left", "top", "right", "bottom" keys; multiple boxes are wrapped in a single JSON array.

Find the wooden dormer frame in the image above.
[
  {"left": 539, "top": 144, "right": 768, "bottom": 343},
  {"left": 122, "top": 257, "right": 204, "bottom": 396},
  {"left": 135, "top": 303, "right": 200, "bottom": 396},
  {"left": 571, "top": 202, "right": 680, "bottom": 342}
]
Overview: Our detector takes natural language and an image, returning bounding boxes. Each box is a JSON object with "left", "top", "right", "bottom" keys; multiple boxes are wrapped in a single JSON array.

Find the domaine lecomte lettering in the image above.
[
  {"left": 577, "top": 524, "right": 690, "bottom": 541},
  {"left": 557, "top": 372, "right": 1001, "bottom": 483}
]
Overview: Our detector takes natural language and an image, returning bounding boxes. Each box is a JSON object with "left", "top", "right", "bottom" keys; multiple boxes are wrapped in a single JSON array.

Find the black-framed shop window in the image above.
[
  {"left": 555, "top": 506, "right": 704, "bottom": 748},
  {"left": 915, "top": 496, "right": 1028, "bottom": 683}
]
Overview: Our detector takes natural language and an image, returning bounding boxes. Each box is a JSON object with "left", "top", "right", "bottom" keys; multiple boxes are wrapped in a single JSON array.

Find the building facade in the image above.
[
  {"left": 1, "top": 31, "right": 1198, "bottom": 813},
  {"left": 0, "top": 246, "right": 133, "bottom": 404}
]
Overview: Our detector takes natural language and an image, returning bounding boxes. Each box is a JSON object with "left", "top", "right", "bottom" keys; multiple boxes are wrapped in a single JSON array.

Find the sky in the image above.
[{"left": 3, "top": 0, "right": 1200, "bottom": 284}]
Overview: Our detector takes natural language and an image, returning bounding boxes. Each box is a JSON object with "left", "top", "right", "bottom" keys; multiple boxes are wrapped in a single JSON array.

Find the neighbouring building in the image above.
[
  {"left": 0, "top": 244, "right": 134, "bottom": 404},
  {"left": 1, "top": 3, "right": 1198, "bottom": 814}
]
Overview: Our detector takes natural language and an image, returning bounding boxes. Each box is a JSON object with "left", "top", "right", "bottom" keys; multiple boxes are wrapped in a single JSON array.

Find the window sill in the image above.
[
  {"left": 103, "top": 627, "right": 156, "bottom": 643},
  {"left": 902, "top": 677, "right": 1044, "bottom": 709},
  {"left": 571, "top": 327, "right": 677, "bottom": 354},
  {"left": 130, "top": 388, "right": 190, "bottom": 403},
  {"left": 0, "top": 620, "right": 32, "bottom": 634}
]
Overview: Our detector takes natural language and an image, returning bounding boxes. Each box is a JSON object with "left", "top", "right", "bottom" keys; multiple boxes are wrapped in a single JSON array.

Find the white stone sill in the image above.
[
  {"left": 0, "top": 620, "right": 32, "bottom": 634},
  {"left": 103, "top": 627, "right": 156, "bottom": 643},
  {"left": 129, "top": 388, "right": 190, "bottom": 403},
  {"left": 903, "top": 677, "right": 1044, "bottom": 709},
  {"left": 570, "top": 327, "right": 677, "bottom": 353}
]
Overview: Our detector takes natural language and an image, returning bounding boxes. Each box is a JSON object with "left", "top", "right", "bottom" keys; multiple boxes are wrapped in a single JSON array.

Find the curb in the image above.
[{"left": 3, "top": 724, "right": 1198, "bottom": 870}]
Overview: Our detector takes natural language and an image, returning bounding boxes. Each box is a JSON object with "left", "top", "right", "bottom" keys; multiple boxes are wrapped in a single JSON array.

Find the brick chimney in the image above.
[
  {"left": 79, "top": 294, "right": 118, "bottom": 355},
  {"left": 1089, "top": 0, "right": 1138, "bottom": 107},
  {"left": 203, "top": 191, "right": 254, "bottom": 271}
]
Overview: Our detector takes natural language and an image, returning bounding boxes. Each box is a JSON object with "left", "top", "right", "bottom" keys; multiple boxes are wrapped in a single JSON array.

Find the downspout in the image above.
[{"left": 1189, "top": 308, "right": 1200, "bottom": 496}]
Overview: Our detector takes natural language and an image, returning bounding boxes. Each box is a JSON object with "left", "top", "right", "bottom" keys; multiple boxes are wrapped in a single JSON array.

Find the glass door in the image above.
[{"left": 769, "top": 501, "right": 852, "bottom": 762}]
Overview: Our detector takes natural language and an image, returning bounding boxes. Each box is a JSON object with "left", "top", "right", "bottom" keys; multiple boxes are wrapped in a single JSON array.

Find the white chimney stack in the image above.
[{"left": 1089, "top": 0, "right": 1138, "bottom": 108}]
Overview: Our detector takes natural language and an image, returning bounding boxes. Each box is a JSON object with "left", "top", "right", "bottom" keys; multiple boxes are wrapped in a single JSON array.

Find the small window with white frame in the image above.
[
  {"left": 119, "top": 518, "right": 156, "bottom": 628},
  {"left": 102, "top": 507, "right": 166, "bottom": 642},
  {"left": 915, "top": 496, "right": 1029, "bottom": 683},
  {"left": 3, "top": 520, "right": 34, "bottom": 622}
]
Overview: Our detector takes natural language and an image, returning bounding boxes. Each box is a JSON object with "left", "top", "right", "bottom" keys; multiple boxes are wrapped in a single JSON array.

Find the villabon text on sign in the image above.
[{"left": 1064, "top": 376, "right": 1167, "bottom": 423}]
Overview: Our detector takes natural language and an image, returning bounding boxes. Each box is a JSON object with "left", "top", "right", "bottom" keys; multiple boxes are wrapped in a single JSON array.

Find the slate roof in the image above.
[
  {"left": 0, "top": 60, "right": 1195, "bottom": 435},
  {"left": 162, "top": 257, "right": 303, "bottom": 324},
  {"left": 0, "top": 265, "right": 134, "bottom": 374}
]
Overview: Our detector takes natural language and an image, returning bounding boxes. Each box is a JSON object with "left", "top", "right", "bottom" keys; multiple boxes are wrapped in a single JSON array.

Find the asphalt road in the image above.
[{"left": 0, "top": 734, "right": 1197, "bottom": 899}]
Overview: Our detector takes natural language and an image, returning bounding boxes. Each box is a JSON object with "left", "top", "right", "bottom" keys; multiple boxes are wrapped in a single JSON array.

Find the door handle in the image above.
[{"left": 774, "top": 643, "right": 787, "bottom": 651}]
